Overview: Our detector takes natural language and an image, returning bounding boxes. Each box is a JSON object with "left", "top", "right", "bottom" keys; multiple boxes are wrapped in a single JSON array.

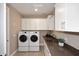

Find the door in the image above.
[
  {"left": 19, "top": 35, "right": 27, "bottom": 42},
  {"left": 6, "top": 6, "right": 10, "bottom": 56},
  {"left": 30, "top": 35, "right": 38, "bottom": 42},
  {"left": 19, "top": 34, "right": 28, "bottom": 46}
]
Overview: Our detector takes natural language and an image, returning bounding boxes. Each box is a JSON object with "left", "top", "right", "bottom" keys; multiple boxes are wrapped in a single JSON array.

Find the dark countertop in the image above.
[{"left": 43, "top": 36, "right": 76, "bottom": 56}]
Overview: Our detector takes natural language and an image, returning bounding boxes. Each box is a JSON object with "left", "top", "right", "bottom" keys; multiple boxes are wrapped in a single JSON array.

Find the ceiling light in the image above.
[{"left": 34, "top": 9, "right": 38, "bottom": 11}]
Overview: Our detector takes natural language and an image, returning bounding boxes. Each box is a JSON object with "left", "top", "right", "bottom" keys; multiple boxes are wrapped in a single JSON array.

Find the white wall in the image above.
[
  {"left": 53, "top": 31, "right": 79, "bottom": 50},
  {"left": 0, "top": 3, "right": 6, "bottom": 55}
]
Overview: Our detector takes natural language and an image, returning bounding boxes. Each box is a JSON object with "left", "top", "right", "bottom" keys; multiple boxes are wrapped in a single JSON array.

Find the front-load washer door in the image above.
[
  {"left": 19, "top": 35, "right": 28, "bottom": 46},
  {"left": 30, "top": 35, "right": 39, "bottom": 46},
  {"left": 19, "top": 35, "right": 27, "bottom": 42},
  {"left": 31, "top": 35, "right": 38, "bottom": 42}
]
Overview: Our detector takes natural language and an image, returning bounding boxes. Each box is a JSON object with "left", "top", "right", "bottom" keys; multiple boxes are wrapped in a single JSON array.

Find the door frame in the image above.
[{"left": 6, "top": 5, "right": 10, "bottom": 56}]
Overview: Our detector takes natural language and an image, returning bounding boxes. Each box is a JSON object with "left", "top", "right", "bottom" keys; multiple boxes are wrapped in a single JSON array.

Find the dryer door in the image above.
[
  {"left": 30, "top": 35, "right": 38, "bottom": 42},
  {"left": 19, "top": 35, "right": 27, "bottom": 42}
]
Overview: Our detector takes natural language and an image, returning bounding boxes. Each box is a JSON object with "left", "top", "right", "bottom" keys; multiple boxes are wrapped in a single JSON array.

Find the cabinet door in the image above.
[
  {"left": 22, "top": 19, "right": 37, "bottom": 30},
  {"left": 34, "top": 19, "right": 40, "bottom": 30},
  {"left": 66, "top": 4, "right": 79, "bottom": 32},
  {"left": 22, "top": 19, "right": 31, "bottom": 30},
  {"left": 39, "top": 19, "right": 47, "bottom": 30},
  {"left": 30, "top": 19, "right": 47, "bottom": 30},
  {"left": 47, "top": 16, "right": 54, "bottom": 30},
  {"left": 55, "top": 3, "right": 79, "bottom": 32},
  {"left": 30, "top": 19, "right": 36, "bottom": 30},
  {"left": 55, "top": 3, "right": 66, "bottom": 31}
]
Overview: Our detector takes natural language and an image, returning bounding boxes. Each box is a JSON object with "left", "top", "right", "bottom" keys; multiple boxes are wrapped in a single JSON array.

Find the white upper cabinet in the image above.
[
  {"left": 55, "top": 3, "right": 66, "bottom": 31},
  {"left": 22, "top": 19, "right": 31, "bottom": 30},
  {"left": 38, "top": 19, "right": 47, "bottom": 30},
  {"left": 21, "top": 18, "right": 47, "bottom": 30},
  {"left": 55, "top": 3, "right": 79, "bottom": 32},
  {"left": 47, "top": 15, "right": 55, "bottom": 30},
  {"left": 22, "top": 16, "right": 55, "bottom": 30},
  {"left": 66, "top": 4, "right": 79, "bottom": 32}
]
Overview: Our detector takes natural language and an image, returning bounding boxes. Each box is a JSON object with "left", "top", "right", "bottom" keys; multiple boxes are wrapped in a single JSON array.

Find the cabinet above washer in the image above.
[{"left": 21, "top": 18, "right": 47, "bottom": 30}]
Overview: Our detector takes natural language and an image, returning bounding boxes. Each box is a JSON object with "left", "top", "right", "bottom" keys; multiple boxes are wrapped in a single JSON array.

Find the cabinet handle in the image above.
[{"left": 61, "top": 21, "right": 65, "bottom": 29}]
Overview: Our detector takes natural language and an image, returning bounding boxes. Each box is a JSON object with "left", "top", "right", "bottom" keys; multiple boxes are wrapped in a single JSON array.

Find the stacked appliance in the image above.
[{"left": 18, "top": 31, "right": 39, "bottom": 51}]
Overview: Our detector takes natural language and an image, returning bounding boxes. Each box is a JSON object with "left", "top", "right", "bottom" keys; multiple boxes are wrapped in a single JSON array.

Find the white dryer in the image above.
[
  {"left": 18, "top": 31, "right": 29, "bottom": 51},
  {"left": 29, "top": 31, "right": 39, "bottom": 51}
]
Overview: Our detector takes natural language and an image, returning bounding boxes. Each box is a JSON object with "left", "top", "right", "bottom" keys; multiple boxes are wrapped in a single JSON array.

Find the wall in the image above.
[
  {"left": 0, "top": 3, "right": 5, "bottom": 55},
  {"left": 6, "top": 5, "right": 21, "bottom": 55},
  {"left": 53, "top": 31, "right": 79, "bottom": 50}
]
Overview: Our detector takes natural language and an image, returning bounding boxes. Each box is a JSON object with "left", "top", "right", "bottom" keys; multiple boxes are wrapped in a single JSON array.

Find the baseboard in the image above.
[{"left": 10, "top": 49, "right": 17, "bottom": 56}]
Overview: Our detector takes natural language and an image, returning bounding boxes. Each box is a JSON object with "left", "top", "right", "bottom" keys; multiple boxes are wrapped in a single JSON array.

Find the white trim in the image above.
[
  {"left": 10, "top": 49, "right": 17, "bottom": 56},
  {"left": 6, "top": 6, "right": 10, "bottom": 56},
  {"left": 4, "top": 3, "right": 6, "bottom": 56},
  {"left": 8, "top": 6, "right": 10, "bottom": 56},
  {"left": 0, "top": 3, "right": 6, "bottom": 56}
]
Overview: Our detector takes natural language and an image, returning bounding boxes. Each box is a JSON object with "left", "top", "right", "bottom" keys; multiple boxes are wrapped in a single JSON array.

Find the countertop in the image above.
[{"left": 43, "top": 36, "right": 75, "bottom": 56}]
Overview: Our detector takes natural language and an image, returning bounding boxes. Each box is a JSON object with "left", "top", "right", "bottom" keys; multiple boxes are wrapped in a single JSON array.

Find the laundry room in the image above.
[
  {"left": 6, "top": 3, "right": 79, "bottom": 56},
  {"left": 6, "top": 3, "right": 54, "bottom": 56}
]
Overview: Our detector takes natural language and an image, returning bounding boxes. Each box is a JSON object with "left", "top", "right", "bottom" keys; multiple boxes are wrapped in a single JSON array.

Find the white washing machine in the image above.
[
  {"left": 29, "top": 31, "right": 39, "bottom": 51},
  {"left": 18, "top": 31, "right": 29, "bottom": 51}
]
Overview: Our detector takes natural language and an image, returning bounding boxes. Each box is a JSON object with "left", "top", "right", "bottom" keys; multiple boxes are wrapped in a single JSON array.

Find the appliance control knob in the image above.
[{"left": 25, "top": 32, "right": 26, "bottom": 33}]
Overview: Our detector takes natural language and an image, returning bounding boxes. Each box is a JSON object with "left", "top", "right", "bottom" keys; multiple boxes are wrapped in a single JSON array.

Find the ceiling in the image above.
[{"left": 9, "top": 3, "right": 55, "bottom": 18}]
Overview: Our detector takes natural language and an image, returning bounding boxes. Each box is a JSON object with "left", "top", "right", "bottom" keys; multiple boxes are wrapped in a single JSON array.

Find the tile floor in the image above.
[{"left": 14, "top": 46, "right": 44, "bottom": 56}]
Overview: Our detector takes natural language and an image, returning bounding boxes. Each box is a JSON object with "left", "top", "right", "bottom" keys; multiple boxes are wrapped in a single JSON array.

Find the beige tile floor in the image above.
[{"left": 14, "top": 46, "right": 45, "bottom": 56}]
